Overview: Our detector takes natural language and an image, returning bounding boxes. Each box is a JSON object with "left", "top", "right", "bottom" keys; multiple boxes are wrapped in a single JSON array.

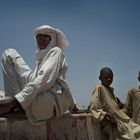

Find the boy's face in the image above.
[{"left": 100, "top": 71, "right": 113, "bottom": 87}]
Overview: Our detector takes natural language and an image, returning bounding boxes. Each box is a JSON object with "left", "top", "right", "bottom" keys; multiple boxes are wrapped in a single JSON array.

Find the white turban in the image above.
[{"left": 34, "top": 25, "right": 69, "bottom": 50}]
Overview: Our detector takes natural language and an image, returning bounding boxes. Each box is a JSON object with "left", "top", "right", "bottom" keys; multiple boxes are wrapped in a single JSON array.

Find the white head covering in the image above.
[{"left": 34, "top": 25, "right": 69, "bottom": 50}]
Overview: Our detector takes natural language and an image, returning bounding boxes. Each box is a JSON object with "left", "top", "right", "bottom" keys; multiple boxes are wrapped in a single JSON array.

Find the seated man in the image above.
[
  {"left": 124, "top": 71, "right": 140, "bottom": 124},
  {"left": 88, "top": 67, "right": 140, "bottom": 140},
  {"left": 0, "top": 25, "right": 78, "bottom": 124}
]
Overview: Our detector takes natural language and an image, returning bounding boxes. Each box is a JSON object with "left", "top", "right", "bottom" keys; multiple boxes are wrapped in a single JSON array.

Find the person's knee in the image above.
[
  {"left": 3, "top": 48, "right": 17, "bottom": 56},
  {"left": 1, "top": 48, "right": 18, "bottom": 63}
]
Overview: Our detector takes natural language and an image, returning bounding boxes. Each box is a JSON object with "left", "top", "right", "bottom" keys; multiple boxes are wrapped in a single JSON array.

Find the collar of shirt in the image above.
[{"left": 35, "top": 46, "right": 52, "bottom": 63}]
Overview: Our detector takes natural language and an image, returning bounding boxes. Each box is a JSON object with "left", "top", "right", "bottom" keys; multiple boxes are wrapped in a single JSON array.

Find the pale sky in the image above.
[{"left": 0, "top": 0, "right": 140, "bottom": 109}]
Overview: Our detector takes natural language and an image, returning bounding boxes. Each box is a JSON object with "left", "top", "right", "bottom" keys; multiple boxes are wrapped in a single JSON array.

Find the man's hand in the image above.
[
  {"left": 0, "top": 98, "right": 22, "bottom": 115},
  {"left": 103, "top": 113, "right": 117, "bottom": 128}
]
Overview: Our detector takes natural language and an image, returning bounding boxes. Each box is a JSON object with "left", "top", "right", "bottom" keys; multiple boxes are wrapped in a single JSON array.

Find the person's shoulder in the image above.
[
  {"left": 95, "top": 84, "right": 104, "bottom": 89},
  {"left": 92, "top": 84, "right": 106, "bottom": 97},
  {"left": 48, "top": 47, "right": 63, "bottom": 56},
  {"left": 94, "top": 84, "right": 104, "bottom": 92},
  {"left": 50, "top": 47, "right": 62, "bottom": 53},
  {"left": 95, "top": 84, "right": 102, "bottom": 88},
  {"left": 128, "top": 87, "right": 140, "bottom": 95}
]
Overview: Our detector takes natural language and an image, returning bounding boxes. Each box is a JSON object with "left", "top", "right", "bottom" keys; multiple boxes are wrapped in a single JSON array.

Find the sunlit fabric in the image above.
[{"left": 89, "top": 84, "right": 140, "bottom": 140}]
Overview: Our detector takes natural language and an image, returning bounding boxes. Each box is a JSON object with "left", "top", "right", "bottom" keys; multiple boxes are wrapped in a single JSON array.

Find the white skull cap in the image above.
[{"left": 34, "top": 25, "right": 69, "bottom": 49}]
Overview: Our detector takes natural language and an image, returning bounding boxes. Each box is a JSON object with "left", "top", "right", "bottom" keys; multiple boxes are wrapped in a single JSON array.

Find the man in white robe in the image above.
[
  {"left": 124, "top": 71, "right": 140, "bottom": 125},
  {"left": 89, "top": 67, "right": 140, "bottom": 140},
  {"left": 0, "top": 25, "right": 76, "bottom": 124}
]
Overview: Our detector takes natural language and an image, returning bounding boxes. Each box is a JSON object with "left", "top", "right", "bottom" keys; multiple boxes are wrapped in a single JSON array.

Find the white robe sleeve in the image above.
[{"left": 15, "top": 47, "right": 63, "bottom": 109}]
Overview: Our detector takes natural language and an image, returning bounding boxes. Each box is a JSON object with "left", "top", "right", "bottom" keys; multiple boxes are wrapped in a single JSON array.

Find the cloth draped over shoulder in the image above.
[{"left": 89, "top": 84, "right": 140, "bottom": 140}]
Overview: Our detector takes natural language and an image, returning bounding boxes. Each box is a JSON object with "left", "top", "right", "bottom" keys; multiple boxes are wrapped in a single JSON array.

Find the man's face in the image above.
[
  {"left": 100, "top": 71, "right": 113, "bottom": 87},
  {"left": 36, "top": 33, "right": 51, "bottom": 50}
]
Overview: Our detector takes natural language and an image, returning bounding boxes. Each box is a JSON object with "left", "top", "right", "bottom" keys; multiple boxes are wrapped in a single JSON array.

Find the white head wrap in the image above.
[{"left": 34, "top": 25, "right": 69, "bottom": 50}]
